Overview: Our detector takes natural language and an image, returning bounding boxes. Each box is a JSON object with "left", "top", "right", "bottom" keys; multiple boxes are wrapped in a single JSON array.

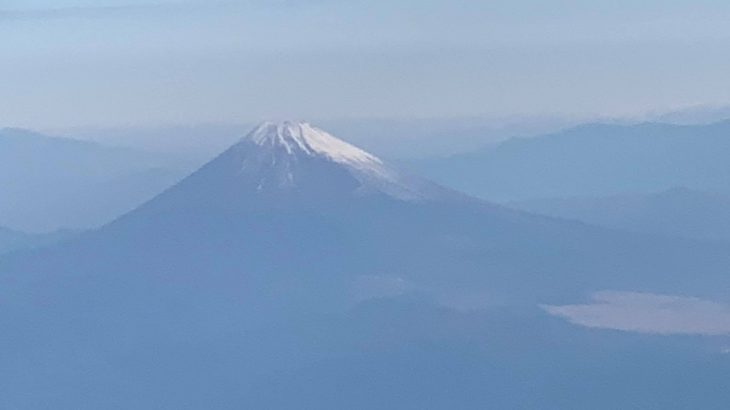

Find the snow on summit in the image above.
[
  {"left": 162, "top": 120, "right": 459, "bottom": 203},
  {"left": 246, "top": 121, "right": 382, "bottom": 166}
]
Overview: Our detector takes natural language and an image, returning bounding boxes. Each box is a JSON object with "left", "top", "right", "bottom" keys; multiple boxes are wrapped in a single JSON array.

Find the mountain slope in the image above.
[
  {"left": 2, "top": 121, "right": 730, "bottom": 409},
  {"left": 511, "top": 187, "right": 730, "bottom": 242},
  {"left": 0, "top": 227, "right": 28, "bottom": 254},
  {"left": 173, "top": 121, "right": 455, "bottom": 201},
  {"left": 93, "top": 121, "right": 730, "bottom": 301},
  {"left": 409, "top": 121, "right": 730, "bottom": 201},
  {"left": 0, "top": 128, "right": 185, "bottom": 231},
  {"left": 0, "top": 226, "right": 78, "bottom": 255}
]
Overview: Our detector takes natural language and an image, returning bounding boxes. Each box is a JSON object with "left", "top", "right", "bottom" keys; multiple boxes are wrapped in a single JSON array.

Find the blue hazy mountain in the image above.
[
  {"left": 511, "top": 187, "right": 730, "bottom": 242},
  {"left": 653, "top": 104, "right": 730, "bottom": 125},
  {"left": 409, "top": 121, "right": 730, "bottom": 201},
  {"left": 0, "top": 227, "right": 31, "bottom": 255},
  {"left": 0, "top": 128, "right": 186, "bottom": 232},
  {"left": 62, "top": 115, "right": 573, "bottom": 164},
  {"left": 2, "top": 122, "right": 729, "bottom": 409},
  {"left": 0, "top": 226, "right": 78, "bottom": 255}
]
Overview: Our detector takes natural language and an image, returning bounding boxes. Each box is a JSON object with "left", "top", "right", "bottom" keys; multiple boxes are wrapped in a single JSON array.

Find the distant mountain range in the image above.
[
  {"left": 409, "top": 120, "right": 730, "bottom": 201},
  {"left": 15, "top": 118, "right": 730, "bottom": 233},
  {"left": 2, "top": 122, "right": 730, "bottom": 409},
  {"left": 59, "top": 115, "right": 574, "bottom": 162},
  {"left": 652, "top": 104, "right": 730, "bottom": 125},
  {"left": 0, "top": 128, "right": 187, "bottom": 232},
  {"left": 0, "top": 226, "right": 78, "bottom": 256},
  {"left": 511, "top": 187, "right": 730, "bottom": 242}
]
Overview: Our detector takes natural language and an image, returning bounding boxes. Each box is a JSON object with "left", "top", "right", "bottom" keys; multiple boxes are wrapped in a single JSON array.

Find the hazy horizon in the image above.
[{"left": 4, "top": 0, "right": 730, "bottom": 129}]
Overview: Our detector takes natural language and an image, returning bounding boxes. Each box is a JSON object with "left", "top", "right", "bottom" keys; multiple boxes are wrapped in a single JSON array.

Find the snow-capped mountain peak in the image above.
[
  {"left": 151, "top": 121, "right": 459, "bottom": 208},
  {"left": 245, "top": 121, "right": 381, "bottom": 166}
]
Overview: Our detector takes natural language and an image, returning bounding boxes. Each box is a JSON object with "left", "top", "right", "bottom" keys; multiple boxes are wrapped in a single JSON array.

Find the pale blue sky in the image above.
[{"left": 3, "top": 0, "right": 730, "bottom": 128}]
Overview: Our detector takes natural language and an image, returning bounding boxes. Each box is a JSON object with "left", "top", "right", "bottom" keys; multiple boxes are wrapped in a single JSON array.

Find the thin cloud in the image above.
[
  {"left": 0, "top": 5, "right": 156, "bottom": 20},
  {"left": 0, "top": 1, "right": 316, "bottom": 21},
  {"left": 0, "top": 1, "right": 223, "bottom": 21},
  {"left": 543, "top": 291, "right": 730, "bottom": 336}
]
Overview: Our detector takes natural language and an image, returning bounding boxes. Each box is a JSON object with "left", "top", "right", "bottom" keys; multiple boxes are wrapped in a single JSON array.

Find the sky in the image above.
[{"left": 3, "top": 0, "right": 730, "bottom": 128}]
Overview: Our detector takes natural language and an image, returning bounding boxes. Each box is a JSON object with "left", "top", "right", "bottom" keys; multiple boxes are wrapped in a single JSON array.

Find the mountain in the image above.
[
  {"left": 0, "top": 226, "right": 78, "bottom": 255},
  {"left": 510, "top": 187, "right": 730, "bottom": 242},
  {"left": 0, "top": 128, "right": 187, "bottom": 231},
  {"left": 61, "top": 123, "right": 249, "bottom": 166},
  {"left": 2, "top": 121, "right": 730, "bottom": 409},
  {"left": 653, "top": 104, "right": 730, "bottom": 125},
  {"left": 145, "top": 121, "right": 460, "bottom": 207},
  {"left": 61, "top": 115, "right": 574, "bottom": 164},
  {"left": 0, "top": 227, "right": 28, "bottom": 254},
  {"left": 409, "top": 121, "right": 730, "bottom": 201}
]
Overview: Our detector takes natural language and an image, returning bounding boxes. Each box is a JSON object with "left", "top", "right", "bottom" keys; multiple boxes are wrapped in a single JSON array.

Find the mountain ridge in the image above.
[
  {"left": 510, "top": 187, "right": 730, "bottom": 242},
  {"left": 408, "top": 120, "right": 730, "bottom": 200},
  {"left": 3, "top": 121, "right": 730, "bottom": 409},
  {"left": 0, "top": 127, "right": 187, "bottom": 231},
  {"left": 132, "top": 121, "right": 463, "bottom": 214}
]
